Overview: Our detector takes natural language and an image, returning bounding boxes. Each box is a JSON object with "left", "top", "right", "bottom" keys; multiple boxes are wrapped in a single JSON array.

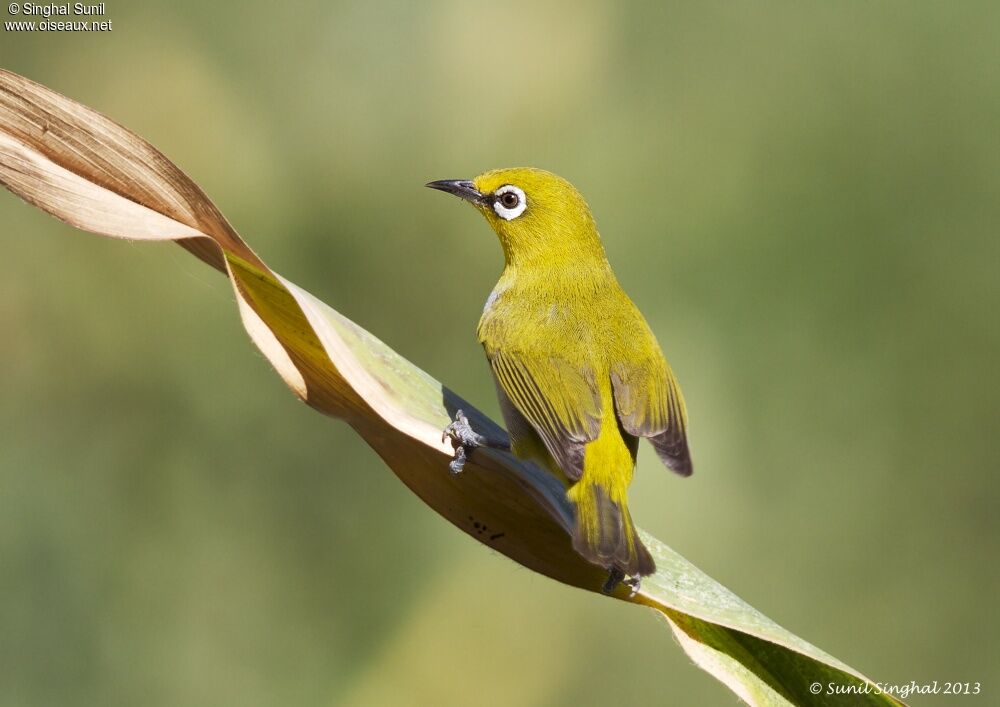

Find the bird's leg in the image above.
[
  {"left": 601, "top": 568, "right": 642, "bottom": 597},
  {"left": 442, "top": 409, "right": 510, "bottom": 475},
  {"left": 601, "top": 567, "right": 626, "bottom": 595}
]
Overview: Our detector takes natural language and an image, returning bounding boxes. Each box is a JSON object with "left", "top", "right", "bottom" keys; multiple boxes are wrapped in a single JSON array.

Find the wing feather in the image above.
[
  {"left": 611, "top": 355, "right": 693, "bottom": 476},
  {"left": 488, "top": 350, "right": 601, "bottom": 480}
]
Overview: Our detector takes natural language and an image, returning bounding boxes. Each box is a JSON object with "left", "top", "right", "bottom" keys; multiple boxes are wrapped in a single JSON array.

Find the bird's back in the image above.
[{"left": 479, "top": 264, "right": 643, "bottom": 359}]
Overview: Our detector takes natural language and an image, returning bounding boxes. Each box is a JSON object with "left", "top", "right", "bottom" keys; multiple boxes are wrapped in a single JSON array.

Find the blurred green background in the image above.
[{"left": 2, "top": 1, "right": 998, "bottom": 705}]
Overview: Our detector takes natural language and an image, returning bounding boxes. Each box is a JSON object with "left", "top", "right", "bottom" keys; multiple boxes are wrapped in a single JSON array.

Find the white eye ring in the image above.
[{"left": 492, "top": 185, "right": 527, "bottom": 220}]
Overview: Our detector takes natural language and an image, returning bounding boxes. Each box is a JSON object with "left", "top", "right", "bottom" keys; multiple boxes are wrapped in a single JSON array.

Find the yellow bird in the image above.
[{"left": 428, "top": 168, "right": 692, "bottom": 588}]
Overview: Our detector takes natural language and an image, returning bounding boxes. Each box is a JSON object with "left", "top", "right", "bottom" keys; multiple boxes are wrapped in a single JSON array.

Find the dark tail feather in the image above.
[{"left": 569, "top": 483, "right": 655, "bottom": 577}]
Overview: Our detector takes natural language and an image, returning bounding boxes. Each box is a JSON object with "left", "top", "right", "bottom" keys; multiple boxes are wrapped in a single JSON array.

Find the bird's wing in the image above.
[
  {"left": 487, "top": 349, "right": 602, "bottom": 480},
  {"left": 611, "top": 353, "right": 692, "bottom": 476}
]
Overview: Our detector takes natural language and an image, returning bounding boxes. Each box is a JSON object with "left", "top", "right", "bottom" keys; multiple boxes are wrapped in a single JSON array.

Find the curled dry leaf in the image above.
[{"left": 0, "top": 69, "right": 903, "bottom": 706}]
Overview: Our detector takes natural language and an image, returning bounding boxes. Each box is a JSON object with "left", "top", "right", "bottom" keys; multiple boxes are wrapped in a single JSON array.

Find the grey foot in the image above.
[
  {"left": 601, "top": 567, "right": 642, "bottom": 597},
  {"left": 442, "top": 410, "right": 488, "bottom": 475},
  {"left": 602, "top": 567, "right": 626, "bottom": 595}
]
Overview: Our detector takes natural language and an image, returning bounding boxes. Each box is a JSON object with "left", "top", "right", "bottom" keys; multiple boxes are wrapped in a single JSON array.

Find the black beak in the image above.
[{"left": 425, "top": 179, "right": 485, "bottom": 205}]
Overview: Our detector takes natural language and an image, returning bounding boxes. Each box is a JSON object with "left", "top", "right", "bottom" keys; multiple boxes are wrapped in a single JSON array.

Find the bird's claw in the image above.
[
  {"left": 601, "top": 567, "right": 625, "bottom": 595},
  {"left": 601, "top": 567, "right": 641, "bottom": 597},
  {"left": 442, "top": 409, "right": 487, "bottom": 475},
  {"left": 446, "top": 446, "right": 470, "bottom": 475}
]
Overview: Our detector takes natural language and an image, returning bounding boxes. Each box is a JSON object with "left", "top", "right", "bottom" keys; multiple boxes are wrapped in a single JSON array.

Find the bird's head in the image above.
[{"left": 427, "top": 167, "right": 605, "bottom": 267}]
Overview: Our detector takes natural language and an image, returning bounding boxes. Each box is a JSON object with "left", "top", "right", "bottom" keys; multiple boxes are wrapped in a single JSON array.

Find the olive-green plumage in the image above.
[{"left": 431, "top": 168, "right": 691, "bottom": 577}]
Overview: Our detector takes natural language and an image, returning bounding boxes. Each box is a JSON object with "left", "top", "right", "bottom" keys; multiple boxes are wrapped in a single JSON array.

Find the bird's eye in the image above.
[{"left": 492, "top": 185, "right": 527, "bottom": 220}]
